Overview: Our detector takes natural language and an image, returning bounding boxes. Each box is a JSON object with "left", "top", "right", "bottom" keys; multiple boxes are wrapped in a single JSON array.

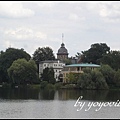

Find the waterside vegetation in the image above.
[{"left": 0, "top": 43, "right": 120, "bottom": 90}]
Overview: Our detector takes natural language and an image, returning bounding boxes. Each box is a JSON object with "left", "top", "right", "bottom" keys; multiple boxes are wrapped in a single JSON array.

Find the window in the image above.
[{"left": 54, "top": 64, "right": 57, "bottom": 66}]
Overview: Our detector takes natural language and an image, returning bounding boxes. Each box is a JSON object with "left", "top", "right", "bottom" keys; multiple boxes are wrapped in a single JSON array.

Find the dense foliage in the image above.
[
  {"left": 32, "top": 47, "right": 55, "bottom": 64},
  {"left": 80, "top": 43, "right": 120, "bottom": 71},
  {"left": 99, "top": 64, "right": 115, "bottom": 85},
  {"left": 0, "top": 48, "right": 31, "bottom": 83},
  {"left": 81, "top": 43, "right": 110, "bottom": 64},
  {"left": 1, "top": 42, "right": 120, "bottom": 90},
  {"left": 65, "top": 65, "right": 120, "bottom": 89},
  {"left": 41, "top": 67, "right": 56, "bottom": 84},
  {"left": 7, "top": 59, "right": 39, "bottom": 85},
  {"left": 99, "top": 50, "right": 120, "bottom": 70}
]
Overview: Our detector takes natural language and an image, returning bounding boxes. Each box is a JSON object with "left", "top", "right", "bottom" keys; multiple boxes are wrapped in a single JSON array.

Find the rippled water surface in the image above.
[{"left": 0, "top": 88, "right": 120, "bottom": 118}]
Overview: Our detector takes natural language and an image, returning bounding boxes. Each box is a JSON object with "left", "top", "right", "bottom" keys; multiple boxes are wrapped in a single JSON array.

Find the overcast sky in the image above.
[{"left": 0, "top": 1, "right": 120, "bottom": 58}]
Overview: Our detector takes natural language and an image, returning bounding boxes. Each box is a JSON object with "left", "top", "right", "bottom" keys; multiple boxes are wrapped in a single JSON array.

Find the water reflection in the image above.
[
  {"left": 0, "top": 88, "right": 120, "bottom": 101},
  {"left": 55, "top": 89, "right": 108, "bottom": 101},
  {"left": 0, "top": 88, "right": 40, "bottom": 100},
  {"left": 39, "top": 89, "right": 55, "bottom": 100}
]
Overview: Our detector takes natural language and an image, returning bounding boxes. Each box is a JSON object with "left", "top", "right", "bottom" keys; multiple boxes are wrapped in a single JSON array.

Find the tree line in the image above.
[
  {"left": 0, "top": 43, "right": 120, "bottom": 89},
  {"left": 80, "top": 43, "right": 120, "bottom": 70},
  {"left": 0, "top": 47, "right": 55, "bottom": 85}
]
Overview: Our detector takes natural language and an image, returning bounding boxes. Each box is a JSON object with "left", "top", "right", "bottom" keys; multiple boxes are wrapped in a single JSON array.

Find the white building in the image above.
[{"left": 39, "top": 60, "right": 65, "bottom": 81}]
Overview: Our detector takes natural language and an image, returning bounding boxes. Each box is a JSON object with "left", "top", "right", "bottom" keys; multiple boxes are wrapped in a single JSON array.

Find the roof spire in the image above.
[{"left": 62, "top": 33, "right": 64, "bottom": 43}]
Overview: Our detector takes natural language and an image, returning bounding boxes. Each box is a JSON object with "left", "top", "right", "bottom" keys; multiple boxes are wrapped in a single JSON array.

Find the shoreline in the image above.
[{"left": 0, "top": 83, "right": 120, "bottom": 91}]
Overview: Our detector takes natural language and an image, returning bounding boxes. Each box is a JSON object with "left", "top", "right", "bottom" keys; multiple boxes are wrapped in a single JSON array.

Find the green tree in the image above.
[
  {"left": 81, "top": 43, "right": 110, "bottom": 64},
  {"left": 41, "top": 67, "right": 56, "bottom": 84},
  {"left": 99, "top": 64, "right": 115, "bottom": 85},
  {"left": 91, "top": 70, "right": 109, "bottom": 89},
  {"left": 63, "top": 58, "right": 72, "bottom": 65},
  {"left": 7, "top": 59, "right": 39, "bottom": 85},
  {"left": 77, "top": 68, "right": 109, "bottom": 90},
  {"left": 0, "top": 48, "right": 31, "bottom": 83},
  {"left": 65, "top": 73, "right": 79, "bottom": 84},
  {"left": 32, "top": 47, "right": 55, "bottom": 65},
  {"left": 82, "top": 68, "right": 92, "bottom": 73},
  {"left": 100, "top": 50, "right": 120, "bottom": 70},
  {"left": 66, "top": 73, "right": 75, "bottom": 84},
  {"left": 114, "top": 69, "right": 120, "bottom": 87},
  {"left": 77, "top": 73, "right": 95, "bottom": 89}
]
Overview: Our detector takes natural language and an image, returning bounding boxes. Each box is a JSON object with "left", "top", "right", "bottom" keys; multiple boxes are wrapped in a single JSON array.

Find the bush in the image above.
[
  {"left": 54, "top": 82, "right": 63, "bottom": 89},
  {"left": 45, "top": 83, "right": 55, "bottom": 90},
  {"left": 2, "top": 83, "right": 11, "bottom": 88},
  {"left": 77, "top": 69, "right": 109, "bottom": 90},
  {"left": 40, "top": 81, "right": 48, "bottom": 89},
  {"left": 77, "top": 73, "right": 95, "bottom": 89},
  {"left": 82, "top": 68, "right": 92, "bottom": 73},
  {"left": 26, "top": 84, "right": 41, "bottom": 89},
  {"left": 91, "top": 70, "right": 109, "bottom": 89},
  {"left": 65, "top": 73, "right": 80, "bottom": 84},
  {"left": 99, "top": 64, "right": 115, "bottom": 85},
  {"left": 114, "top": 69, "right": 120, "bottom": 87},
  {"left": 64, "top": 84, "right": 76, "bottom": 89}
]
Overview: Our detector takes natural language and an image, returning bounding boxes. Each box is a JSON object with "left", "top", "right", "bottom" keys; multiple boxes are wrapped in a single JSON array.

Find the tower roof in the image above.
[{"left": 57, "top": 43, "right": 68, "bottom": 55}]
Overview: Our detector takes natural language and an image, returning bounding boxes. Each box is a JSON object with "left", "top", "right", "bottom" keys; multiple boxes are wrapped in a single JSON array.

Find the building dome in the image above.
[{"left": 57, "top": 43, "right": 68, "bottom": 55}]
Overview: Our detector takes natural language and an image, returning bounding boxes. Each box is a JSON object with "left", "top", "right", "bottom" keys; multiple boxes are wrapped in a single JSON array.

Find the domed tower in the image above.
[{"left": 57, "top": 34, "right": 69, "bottom": 61}]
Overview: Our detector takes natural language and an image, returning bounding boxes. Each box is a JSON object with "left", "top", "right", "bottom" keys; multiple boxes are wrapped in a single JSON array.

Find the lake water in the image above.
[{"left": 0, "top": 88, "right": 120, "bottom": 118}]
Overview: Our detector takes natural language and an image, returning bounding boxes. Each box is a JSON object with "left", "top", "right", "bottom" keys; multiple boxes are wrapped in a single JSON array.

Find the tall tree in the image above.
[
  {"left": 41, "top": 67, "right": 56, "bottom": 84},
  {"left": 77, "top": 68, "right": 109, "bottom": 89},
  {"left": 7, "top": 58, "right": 39, "bottom": 85},
  {"left": 114, "top": 69, "right": 120, "bottom": 87},
  {"left": 0, "top": 48, "right": 31, "bottom": 83},
  {"left": 33, "top": 47, "right": 55, "bottom": 62},
  {"left": 100, "top": 50, "right": 120, "bottom": 70},
  {"left": 99, "top": 64, "right": 115, "bottom": 85},
  {"left": 32, "top": 47, "right": 55, "bottom": 70},
  {"left": 81, "top": 43, "right": 110, "bottom": 64}
]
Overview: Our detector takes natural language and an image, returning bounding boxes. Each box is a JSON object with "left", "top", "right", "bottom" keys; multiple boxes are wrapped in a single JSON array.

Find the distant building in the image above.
[
  {"left": 57, "top": 34, "right": 82, "bottom": 64},
  {"left": 68, "top": 57, "right": 78, "bottom": 64},
  {"left": 61, "top": 63, "right": 100, "bottom": 83},
  {"left": 57, "top": 42, "right": 69, "bottom": 61},
  {"left": 56, "top": 42, "right": 82, "bottom": 64},
  {"left": 39, "top": 60, "right": 65, "bottom": 82}
]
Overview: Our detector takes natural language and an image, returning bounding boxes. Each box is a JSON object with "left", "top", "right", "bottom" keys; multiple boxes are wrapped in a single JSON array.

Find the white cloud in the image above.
[
  {"left": 4, "top": 40, "right": 14, "bottom": 48},
  {"left": 86, "top": 2, "right": 120, "bottom": 22},
  {"left": 37, "top": 1, "right": 55, "bottom": 8},
  {"left": 4, "top": 27, "right": 47, "bottom": 40},
  {"left": 69, "top": 13, "right": 86, "bottom": 22},
  {"left": 69, "top": 13, "right": 79, "bottom": 21},
  {"left": 98, "top": 3, "right": 120, "bottom": 23},
  {"left": 1, "top": 1, "right": 120, "bottom": 57},
  {"left": 99, "top": 3, "right": 120, "bottom": 18},
  {"left": 35, "top": 32, "right": 47, "bottom": 39},
  {"left": 0, "top": 2, "right": 34, "bottom": 18}
]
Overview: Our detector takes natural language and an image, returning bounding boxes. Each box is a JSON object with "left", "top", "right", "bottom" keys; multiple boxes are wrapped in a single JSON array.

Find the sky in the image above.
[{"left": 0, "top": 1, "right": 120, "bottom": 58}]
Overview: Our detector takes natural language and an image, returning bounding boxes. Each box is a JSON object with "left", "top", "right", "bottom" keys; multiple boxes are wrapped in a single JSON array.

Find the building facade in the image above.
[
  {"left": 39, "top": 60, "right": 65, "bottom": 82},
  {"left": 61, "top": 63, "right": 100, "bottom": 83}
]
